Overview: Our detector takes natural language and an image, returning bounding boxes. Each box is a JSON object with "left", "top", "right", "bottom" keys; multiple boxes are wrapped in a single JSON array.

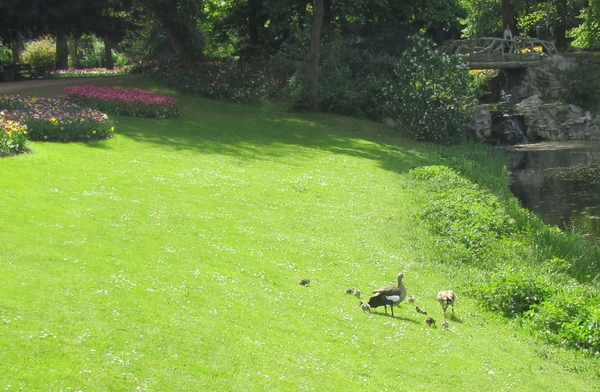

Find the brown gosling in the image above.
[
  {"left": 299, "top": 279, "right": 310, "bottom": 287},
  {"left": 359, "top": 301, "right": 371, "bottom": 313},
  {"left": 425, "top": 317, "right": 436, "bottom": 327},
  {"left": 352, "top": 289, "right": 361, "bottom": 298},
  {"left": 407, "top": 294, "right": 415, "bottom": 304},
  {"left": 345, "top": 287, "right": 355, "bottom": 295},
  {"left": 416, "top": 306, "right": 427, "bottom": 315},
  {"left": 437, "top": 290, "right": 456, "bottom": 317},
  {"left": 441, "top": 320, "right": 450, "bottom": 329}
]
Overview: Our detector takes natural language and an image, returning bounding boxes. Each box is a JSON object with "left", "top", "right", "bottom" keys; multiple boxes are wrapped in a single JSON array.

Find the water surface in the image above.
[{"left": 507, "top": 141, "right": 600, "bottom": 240}]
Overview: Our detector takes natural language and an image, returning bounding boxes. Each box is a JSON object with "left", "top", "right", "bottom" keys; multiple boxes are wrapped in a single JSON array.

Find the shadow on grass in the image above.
[{"left": 115, "top": 99, "right": 434, "bottom": 179}]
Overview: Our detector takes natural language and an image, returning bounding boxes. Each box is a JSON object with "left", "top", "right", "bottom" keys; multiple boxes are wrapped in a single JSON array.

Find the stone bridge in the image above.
[{"left": 441, "top": 37, "right": 559, "bottom": 69}]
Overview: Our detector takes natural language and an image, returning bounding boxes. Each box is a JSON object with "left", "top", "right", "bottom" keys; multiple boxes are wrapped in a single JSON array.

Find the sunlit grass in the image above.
[{"left": 0, "top": 77, "right": 598, "bottom": 390}]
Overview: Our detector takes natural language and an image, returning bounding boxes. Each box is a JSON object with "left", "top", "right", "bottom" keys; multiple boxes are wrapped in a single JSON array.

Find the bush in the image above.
[
  {"left": 22, "top": 36, "right": 56, "bottom": 75},
  {"left": 383, "top": 35, "right": 475, "bottom": 143},
  {"left": 64, "top": 86, "right": 182, "bottom": 119},
  {"left": 0, "top": 95, "right": 114, "bottom": 142},
  {"left": 472, "top": 271, "right": 553, "bottom": 317},
  {"left": 0, "top": 114, "right": 28, "bottom": 156},
  {"left": 559, "top": 56, "right": 600, "bottom": 113},
  {"left": 525, "top": 284, "right": 600, "bottom": 354}
]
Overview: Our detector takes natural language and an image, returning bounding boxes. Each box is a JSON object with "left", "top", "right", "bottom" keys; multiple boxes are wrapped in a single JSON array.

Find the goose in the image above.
[
  {"left": 441, "top": 320, "right": 449, "bottom": 329},
  {"left": 407, "top": 295, "right": 415, "bottom": 304},
  {"left": 359, "top": 301, "right": 371, "bottom": 313},
  {"left": 425, "top": 317, "right": 436, "bottom": 327},
  {"left": 437, "top": 290, "right": 456, "bottom": 317},
  {"left": 299, "top": 279, "right": 310, "bottom": 287},
  {"left": 367, "top": 273, "right": 407, "bottom": 317},
  {"left": 353, "top": 289, "right": 361, "bottom": 298},
  {"left": 415, "top": 306, "right": 427, "bottom": 315}
]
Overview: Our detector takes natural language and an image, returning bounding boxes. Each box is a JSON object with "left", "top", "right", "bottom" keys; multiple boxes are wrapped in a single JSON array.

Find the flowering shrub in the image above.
[
  {"left": 64, "top": 86, "right": 182, "bottom": 119},
  {"left": 45, "top": 67, "right": 133, "bottom": 78},
  {"left": 145, "top": 59, "right": 282, "bottom": 104},
  {"left": 383, "top": 35, "right": 475, "bottom": 143},
  {"left": 0, "top": 95, "right": 114, "bottom": 142},
  {"left": 0, "top": 114, "right": 28, "bottom": 156}
]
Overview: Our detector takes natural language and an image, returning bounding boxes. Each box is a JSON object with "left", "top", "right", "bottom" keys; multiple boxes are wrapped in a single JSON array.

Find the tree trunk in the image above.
[
  {"left": 56, "top": 33, "right": 69, "bottom": 69},
  {"left": 501, "top": 0, "right": 515, "bottom": 33},
  {"left": 104, "top": 37, "right": 115, "bottom": 70},
  {"left": 11, "top": 38, "right": 20, "bottom": 64},
  {"left": 308, "top": 0, "right": 324, "bottom": 111},
  {"left": 554, "top": 0, "right": 568, "bottom": 51}
]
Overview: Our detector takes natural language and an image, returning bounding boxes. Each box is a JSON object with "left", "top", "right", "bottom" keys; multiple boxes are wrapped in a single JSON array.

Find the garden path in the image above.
[{"left": 0, "top": 75, "right": 142, "bottom": 94}]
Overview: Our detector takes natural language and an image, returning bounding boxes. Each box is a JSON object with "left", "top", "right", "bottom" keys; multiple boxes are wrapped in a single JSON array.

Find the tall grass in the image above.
[{"left": 0, "top": 76, "right": 598, "bottom": 390}]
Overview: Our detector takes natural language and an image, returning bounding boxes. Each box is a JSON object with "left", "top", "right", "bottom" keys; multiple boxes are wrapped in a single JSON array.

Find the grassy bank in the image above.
[{"left": 1, "top": 76, "right": 598, "bottom": 390}]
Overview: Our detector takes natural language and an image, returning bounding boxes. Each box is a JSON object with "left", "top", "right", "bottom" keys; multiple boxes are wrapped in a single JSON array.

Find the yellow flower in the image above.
[
  {"left": 92, "top": 130, "right": 97, "bottom": 135},
  {"left": 50, "top": 117, "right": 59, "bottom": 125},
  {"left": 110, "top": 126, "right": 115, "bottom": 133}
]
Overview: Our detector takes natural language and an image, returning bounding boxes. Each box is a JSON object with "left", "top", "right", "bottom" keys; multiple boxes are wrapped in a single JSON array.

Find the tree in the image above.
[{"left": 308, "top": 0, "right": 324, "bottom": 110}]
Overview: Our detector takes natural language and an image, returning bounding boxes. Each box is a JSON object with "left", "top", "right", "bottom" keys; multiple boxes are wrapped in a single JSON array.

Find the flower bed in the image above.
[
  {"left": 64, "top": 86, "right": 182, "bottom": 119},
  {"left": 45, "top": 67, "right": 133, "bottom": 78},
  {"left": 0, "top": 114, "right": 28, "bottom": 156},
  {"left": 0, "top": 95, "right": 114, "bottom": 142}
]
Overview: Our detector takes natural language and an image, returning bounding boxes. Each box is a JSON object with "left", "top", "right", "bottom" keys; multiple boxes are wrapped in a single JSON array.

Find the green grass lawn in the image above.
[{"left": 1, "top": 76, "right": 598, "bottom": 391}]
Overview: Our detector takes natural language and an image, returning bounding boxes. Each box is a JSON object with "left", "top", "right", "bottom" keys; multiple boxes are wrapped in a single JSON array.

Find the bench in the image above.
[{"left": 13, "top": 64, "right": 37, "bottom": 80}]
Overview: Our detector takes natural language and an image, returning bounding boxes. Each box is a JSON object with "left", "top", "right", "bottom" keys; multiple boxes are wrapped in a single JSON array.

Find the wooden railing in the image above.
[{"left": 442, "top": 37, "right": 558, "bottom": 56}]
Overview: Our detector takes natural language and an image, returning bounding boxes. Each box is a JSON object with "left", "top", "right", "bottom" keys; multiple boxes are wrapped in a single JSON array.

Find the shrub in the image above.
[
  {"left": 0, "top": 95, "right": 114, "bottom": 142},
  {"left": 525, "top": 284, "right": 600, "bottom": 354},
  {"left": 22, "top": 36, "right": 56, "bottom": 75},
  {"left": 559, "top": 56, "right": 600, "bottom": 113},
  {"left": 383, "top": 35, "right": 475, "bottom": 143},
  {"left": 64, "top": 86, "right": 182, "bottom": 119},
  {"left": 146, "top": 59, "right": 281, "bottom": 105},
  {"left": 472, "top": 271, "right": 553, "bottom": 317},
  {"left": 0, "top": 114, "right": 28, "bottom": 156}
]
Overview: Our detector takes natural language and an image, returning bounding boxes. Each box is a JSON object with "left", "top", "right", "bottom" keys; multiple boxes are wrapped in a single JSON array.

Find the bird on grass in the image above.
[
  {"left": 368, "top": 273, "right": 407, "bottom": 317},
  {"left": 407, "top": 295, "right": 415, "bottom": 304},
  {"left": 441, "top": 320, "right": 450, "bottom": 329},
  {"left": 425, "top": 317, "right": 436, "bottom": 327},
  {"left": 299, "top": 279, "right": 310, "bottom": 287},
  {"left": 359, "top": 301, "right": 371, "bottom": 313},
  {"left": 345, "top": 288, "right": 361, "bottom": 297},
  {"left": 415, "top": 306, "right": 427, "bottom": 315},
  {"left": 437, "top": 290, "right": 456, "bottom": 317}
]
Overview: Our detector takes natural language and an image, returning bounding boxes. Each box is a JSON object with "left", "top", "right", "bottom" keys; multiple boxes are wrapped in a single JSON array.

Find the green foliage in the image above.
[
  {"left": 146, "top": 59, "right": 284, "bottom": 104},
  {"left": 472, "top": 271, "right": 553, "bottom": 317},
  {"left": 384, "top": 35, "right": 474, "bottom": 143},
  {"left": 569, "top": 1, "right": 600, "bottom": 50},
  {"left": 459, "top": 0, "right": 502, "bottom": 38},
  {"left": 559, "top": 55, "right": 600, "bottom": 112},
  {"left": 22, "top": 36, "right": 56, "bottom": 75},
  {"left": 526, "top": 285, "right": 600, "bottom": 353},
  {"left": 410, "top": 165, "right": 516, "bottom": 254},
  {"left": 409, "top": 154, "right": 600, "bottom": 357}
]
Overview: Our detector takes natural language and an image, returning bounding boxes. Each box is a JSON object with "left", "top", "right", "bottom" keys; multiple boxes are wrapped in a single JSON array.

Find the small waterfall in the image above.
[{"left": 491, "top": 112, "right": 528, "bottom": 146}]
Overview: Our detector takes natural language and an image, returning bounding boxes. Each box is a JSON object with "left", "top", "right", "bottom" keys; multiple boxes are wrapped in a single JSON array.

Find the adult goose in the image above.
[{"left": 368, "top": 273, "right": 407, "bottom": 317}]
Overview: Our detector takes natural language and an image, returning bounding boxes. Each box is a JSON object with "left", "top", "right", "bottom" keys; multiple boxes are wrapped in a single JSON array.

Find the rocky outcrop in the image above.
[{"left": 516, "top": 95, "right": 600, "bottom": 140}]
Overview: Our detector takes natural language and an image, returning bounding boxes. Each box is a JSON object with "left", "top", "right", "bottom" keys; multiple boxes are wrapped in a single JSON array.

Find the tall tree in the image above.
[{"left": 308, "top": 0, "right": 324, "bottom": 110}]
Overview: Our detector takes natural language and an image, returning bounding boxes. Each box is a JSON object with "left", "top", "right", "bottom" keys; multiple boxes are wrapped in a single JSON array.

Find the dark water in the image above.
[{"left": 507, "top": 141, "right": 600, "bottom": 240}]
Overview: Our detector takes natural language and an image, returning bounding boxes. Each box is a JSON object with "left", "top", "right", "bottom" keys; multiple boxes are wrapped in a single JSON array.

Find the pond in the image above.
[{"left": 506, "top": 141, "right": 600, "bottom": 240}]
